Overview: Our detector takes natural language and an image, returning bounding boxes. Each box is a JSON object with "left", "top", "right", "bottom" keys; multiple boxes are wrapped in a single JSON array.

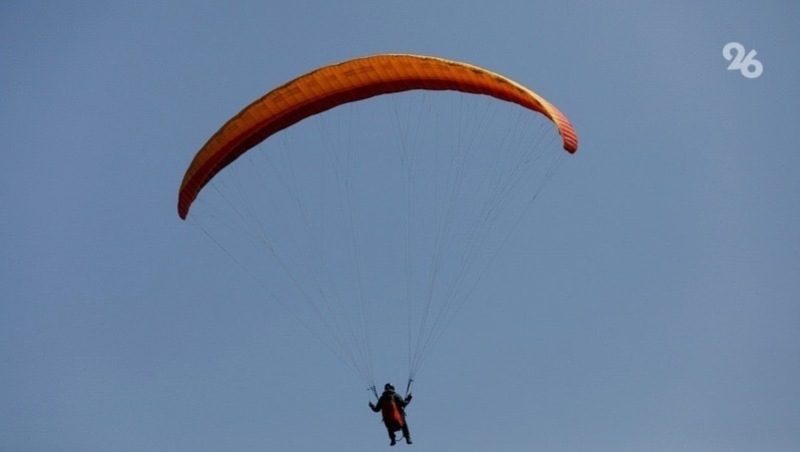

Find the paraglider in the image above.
[
  {"left": 369, "top": 383, "right": 413, "bottom": 446},
  {"left": 178, "top": 53, "right": 579, "bottom": 444}
]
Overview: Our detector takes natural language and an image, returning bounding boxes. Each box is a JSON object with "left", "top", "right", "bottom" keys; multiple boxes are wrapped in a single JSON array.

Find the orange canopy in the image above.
[{"left": 178, "top": 54, "right": 578, "bottom": 219}]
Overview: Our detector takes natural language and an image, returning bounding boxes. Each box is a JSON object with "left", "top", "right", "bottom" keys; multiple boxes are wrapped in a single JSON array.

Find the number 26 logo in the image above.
[{"left": 723, "top": 42, "right": 763, "bottom": 79}]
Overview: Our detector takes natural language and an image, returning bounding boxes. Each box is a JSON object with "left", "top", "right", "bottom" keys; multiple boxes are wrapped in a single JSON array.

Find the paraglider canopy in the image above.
[
  {"left": 177, "top": 53, "right": 578, "bottom": 220},
  {"left": 177, "top": 52, "right": 580, "bottom": 392}
]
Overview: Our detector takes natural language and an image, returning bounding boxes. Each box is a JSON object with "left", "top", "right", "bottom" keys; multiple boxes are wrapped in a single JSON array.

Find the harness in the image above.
[{"left": 381, "top": 395, "right": 405, "bottom": 430}]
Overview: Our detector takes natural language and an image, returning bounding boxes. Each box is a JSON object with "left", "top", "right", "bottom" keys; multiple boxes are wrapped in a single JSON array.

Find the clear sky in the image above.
[{"left": 2, "top": 1, "right": 799, "bottom": 451}]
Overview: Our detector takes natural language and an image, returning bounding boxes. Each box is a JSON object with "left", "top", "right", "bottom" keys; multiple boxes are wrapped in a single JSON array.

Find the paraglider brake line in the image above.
[{"left": 405, "top": 378, "right": 414, "bottom": 396}]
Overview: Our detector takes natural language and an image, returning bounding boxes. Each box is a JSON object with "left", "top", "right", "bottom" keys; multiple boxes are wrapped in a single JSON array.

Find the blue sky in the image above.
[{"left": 2, "top": 1, "right": 799, "bottom": 451}]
